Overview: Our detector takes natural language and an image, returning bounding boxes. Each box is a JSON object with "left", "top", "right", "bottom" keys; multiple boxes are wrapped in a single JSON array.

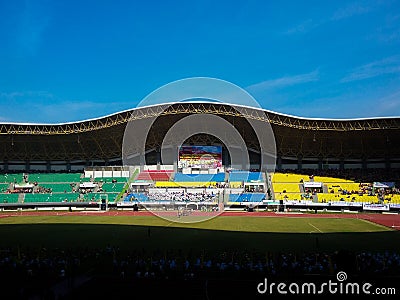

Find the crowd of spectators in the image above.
[
  {"left": 147, "top": 191, "right": 218, "bottom": 202},
  {"left": 36, "top": 186, "right": 52, "bottom": 193},
  {"left": 1, "top": 169, "right": 399, "bottom": 207},
  {"left": 78, "top": 188, "right": 94, "bottom": 195},
  {"left": 287, "top": 168, "right": 400, "bottom": 185},
  {"left": 1, "top": 246, "right": 399, "bottom": 285}
]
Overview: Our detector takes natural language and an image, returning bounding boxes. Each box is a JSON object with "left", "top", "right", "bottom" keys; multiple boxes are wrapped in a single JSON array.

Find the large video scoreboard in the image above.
[{"left": 178, "top": 146, "right": 222, "bottom": 169}]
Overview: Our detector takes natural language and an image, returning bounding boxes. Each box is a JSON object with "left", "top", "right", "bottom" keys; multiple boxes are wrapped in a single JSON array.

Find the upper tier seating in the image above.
[
  {"left": 272, "top": 173, "right": 305, "bottom": 183},
  {"left": 229, "top": 171, "right": 263, "bottom": 182},
  {"left": 41, "top": 183, "right": 73, "bottom": 193},
  {"left": 0, "top": 174, "right": 23, "bottom": 183},
  {"left": 173, "top": 173, "right": 225, "bottom": 182},
  {"left": 155, "top": 181, "right": 218, "bottom": 188},
  {"left": 271, "top": 172, "right": 391, "bottom": 203},
  {"left": 94, "top": 177, "right": 128, "bottom": 183},
  {"left": 28, "top": 173, "right": 81, "bottom": 183},
  {"left": 80, "top": 177, "right": 92, "bottom": 182},
  {"left": 136, "top": 170, "right": 173, "bottom": 181}
]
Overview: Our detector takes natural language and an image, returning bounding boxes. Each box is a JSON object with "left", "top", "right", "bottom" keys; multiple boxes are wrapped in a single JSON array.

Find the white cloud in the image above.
[
  {"left": 294, "top": 89, "right": 400, "bottom": 118},
  {"left": 246, "top": 70, "right": 319, "bottom": 92},
  {"left": 331, "top": 2, "right": 372, "bottom": 20},
  {"left": 0, "top": 90, "right": 134, "bottom": 123},
  {"left": 30, "top": 100, "right": 134, "bottom": 123},
  {"left": 0, "top": 90, "right": 54, "bottom": 99},
  {"left": 374, "top": 89, "right": 400, "bottom": 115},
  {"left": 370, "top": 13, "right": 400, "bottom": 42},
  {"left": 283, "top": 1, "right": 385, "bottom": 36},
  {"left": 341, "top": 56, "right": 400, "bottom": 82}
]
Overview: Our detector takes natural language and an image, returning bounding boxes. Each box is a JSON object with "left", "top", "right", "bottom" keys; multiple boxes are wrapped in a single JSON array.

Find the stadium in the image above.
[{"left": 0, "top": 101, "right": 400, "bottom": 299}]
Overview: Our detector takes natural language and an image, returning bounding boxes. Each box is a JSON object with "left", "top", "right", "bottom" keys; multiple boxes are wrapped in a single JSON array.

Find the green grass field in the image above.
[
  {"left": 0, "top": 215, "right": 398, "bottom": 254},
  {"left": 0, "top": 214, "right": 390, "bottom": 232}
]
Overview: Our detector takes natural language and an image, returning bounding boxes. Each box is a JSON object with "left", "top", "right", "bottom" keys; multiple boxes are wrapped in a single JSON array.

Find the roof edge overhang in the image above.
[{"left": 1, "top": 100, "right": 399, "bottom": 127}]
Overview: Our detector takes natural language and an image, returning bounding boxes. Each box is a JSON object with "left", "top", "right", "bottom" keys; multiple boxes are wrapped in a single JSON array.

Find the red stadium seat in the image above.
[{"left": 136, "top": 170, "right": 174, "bottom": 181}]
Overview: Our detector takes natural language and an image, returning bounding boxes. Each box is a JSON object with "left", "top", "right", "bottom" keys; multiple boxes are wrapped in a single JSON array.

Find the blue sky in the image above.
[{"left": 0, "top": 0, "right": 399, "bottom": 123}]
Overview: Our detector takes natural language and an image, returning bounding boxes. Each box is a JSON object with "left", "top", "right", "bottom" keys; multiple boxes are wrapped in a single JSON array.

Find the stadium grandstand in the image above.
[
  {"left": 0, "top": 102, "right": 399, "bottom": 212},
  {"left": 1, "top": 102, "right": 400, "bottom": 299}
]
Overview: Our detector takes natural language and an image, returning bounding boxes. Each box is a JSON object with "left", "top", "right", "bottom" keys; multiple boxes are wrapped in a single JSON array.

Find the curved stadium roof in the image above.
[{"left": 0, "top": 102, "right": 399, "bottom": 163}]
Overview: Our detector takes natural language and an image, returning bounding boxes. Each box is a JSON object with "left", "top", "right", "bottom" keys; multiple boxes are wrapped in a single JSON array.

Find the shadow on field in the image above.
[
  {"left": 0, "top": 223, "right": 399, "bottom": 253},
  {"left": 1, "top": 224, "right": 399, "bottom": 299}
]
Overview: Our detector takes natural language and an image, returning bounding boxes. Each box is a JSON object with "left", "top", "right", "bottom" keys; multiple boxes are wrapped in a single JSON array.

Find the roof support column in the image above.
[
  {"left": 222, "top": 147, "right": 229, "bottom": 168},
  {"left": 385, "top": 155, "right": 391, "bottom": 170},
  {"left": 362, "top": 157, "right": 367, "bottom": 170},
  {"left": 156, "top": 148, "right": 161, "bottom": 166},
  {"left": 318, "top": 157, "right": 323, "bottom": 171},
  {"left": 276, "top": 155, "right": 282, "bottom": 171},
  {"left": 173, "top": 146, "right": 178, "bottom": 173},
  {"left": 297, "top": 155, "right": 303, "bottom": 171}
]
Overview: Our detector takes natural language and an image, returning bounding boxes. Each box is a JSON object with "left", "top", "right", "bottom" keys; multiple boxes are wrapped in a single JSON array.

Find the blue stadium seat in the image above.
[
  {"left": 125, "top": 193, "right": 149, "bottom": 202},
  {"left": 228, "top": 171, "right": 263, "bottom": 182},
  {"left": 173, "top": 173, "right": 225, "bottom": 182},
  {"left": 228, "top": 193, "right": 265, "bottom": 203}
]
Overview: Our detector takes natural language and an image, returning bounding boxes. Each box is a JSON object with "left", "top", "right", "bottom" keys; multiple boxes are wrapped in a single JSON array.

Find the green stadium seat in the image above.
[
  {"left": 80, "top": 177, "right": 92, "bottom": 182},
  {"left": 94, "top": 177, "right": 128, "bottom": 183},
  {"left": 0, "top": 174, "right": 24, "bottom": 184},
  {"left": 24, "top": 193, "right": 79, "bottom": 203},
  {"left": 41, "top": 183, "right": 74, "bottom": 193},
  {"left": 0, "top": 183, "right": 10, "bottom": 193},
  {"left": 100, "top": 183, "right": 125, "bottom": 193},
  {"left": 0, "top": 193, "right": 19, "bottom": 203},
  {"left": 28, "top": 173, "right": 81, "bottom": 183}
]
